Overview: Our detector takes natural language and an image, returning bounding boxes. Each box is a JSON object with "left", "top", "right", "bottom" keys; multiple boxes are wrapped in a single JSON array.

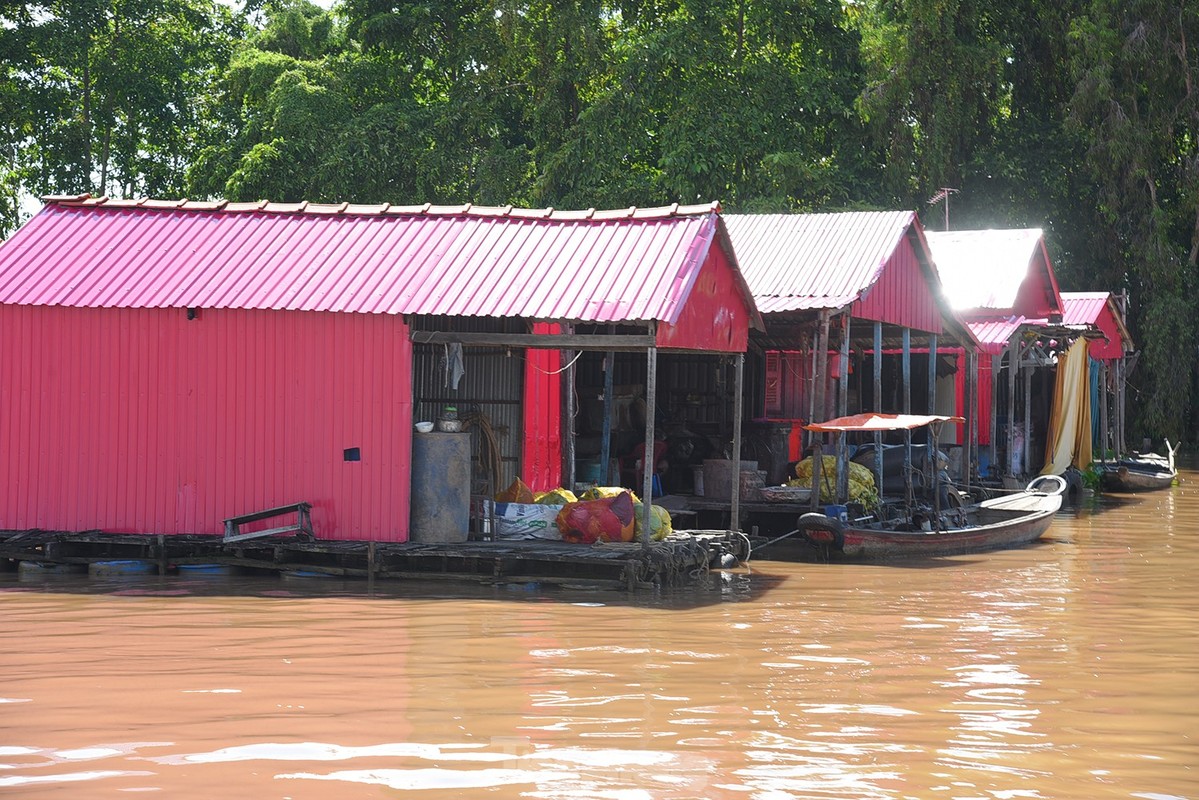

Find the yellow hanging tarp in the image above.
[{"left": 1042, "top": 338, "right": 1092, "bottom": 475}]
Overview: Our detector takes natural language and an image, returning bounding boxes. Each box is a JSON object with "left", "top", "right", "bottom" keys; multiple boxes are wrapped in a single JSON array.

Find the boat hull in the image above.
[
  {"left": 784, "top": 486, "right": 1064, "bottom": 561},
  {"left": 839, "top": 505, "right": 1059, "bottom": 559},
  {"left": 1100, "top": 465, "right": 1176, "bottom": 493}
]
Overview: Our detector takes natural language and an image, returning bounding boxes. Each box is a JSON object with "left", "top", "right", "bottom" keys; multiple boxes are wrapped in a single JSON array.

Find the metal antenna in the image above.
[{"left": 927, "top": 187, "right": 959, "bottom": 230}]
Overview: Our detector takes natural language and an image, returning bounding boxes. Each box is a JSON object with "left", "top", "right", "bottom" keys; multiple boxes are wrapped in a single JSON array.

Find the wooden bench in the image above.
[{"left": 223, "top": 502, "right": 314, "bottom": 544}]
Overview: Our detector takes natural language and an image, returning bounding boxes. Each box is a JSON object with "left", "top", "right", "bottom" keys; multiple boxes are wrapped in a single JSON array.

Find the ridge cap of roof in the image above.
[{"left": 40, "top": 194, "right": 722, "bottom": 222}]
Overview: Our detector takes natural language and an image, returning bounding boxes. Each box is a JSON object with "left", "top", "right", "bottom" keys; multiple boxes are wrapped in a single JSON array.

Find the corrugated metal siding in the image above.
[
  {"left": 852, "top": 230, "right": 943, "bottom": 334},
  {"left": 770, "top": 351, "right": 813, "bottom": 420},
  {"left": 0, "top": 202, "right": 740, "bottom": 329},
  {"left": 656, "top": 240, "right": 753, "bottom": 352},
  {"left": 725, "top": 212, "right": 916, "bottom": 310},
  {"left": 0, "top": 305, "right": 413, "bottom": 540}
]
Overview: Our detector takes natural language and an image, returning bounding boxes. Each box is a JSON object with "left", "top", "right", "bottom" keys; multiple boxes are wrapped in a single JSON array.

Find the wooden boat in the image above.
[
  {"left": 1099, "top": 442, "right": 1177, "bottom": 492},
  {"left": 792, "top": 475, "right": 1066, "bottom": 559},
  {"left": 760, "top": 413, "right": 1066, "bottom": 560}
]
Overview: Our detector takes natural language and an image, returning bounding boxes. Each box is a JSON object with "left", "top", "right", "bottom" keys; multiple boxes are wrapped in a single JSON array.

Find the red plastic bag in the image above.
[{"left": 555, "top": 492, "right": 636, "bottom": 544}]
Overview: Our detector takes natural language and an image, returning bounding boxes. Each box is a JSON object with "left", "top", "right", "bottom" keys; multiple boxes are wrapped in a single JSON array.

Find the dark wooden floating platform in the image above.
[{"left": 0, "top": 529, "right": 748, "bottom": 591}]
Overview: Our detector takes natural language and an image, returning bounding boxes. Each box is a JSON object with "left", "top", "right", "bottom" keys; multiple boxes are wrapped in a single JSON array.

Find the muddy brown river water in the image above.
[{"left": 2, "top": 467, "right": 1196, "bottom": 799}]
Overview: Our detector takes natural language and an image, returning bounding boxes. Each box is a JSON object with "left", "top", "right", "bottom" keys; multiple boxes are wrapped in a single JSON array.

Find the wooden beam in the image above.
[{"left": 411, "top": 331, "right": 656, "bottom": 352}]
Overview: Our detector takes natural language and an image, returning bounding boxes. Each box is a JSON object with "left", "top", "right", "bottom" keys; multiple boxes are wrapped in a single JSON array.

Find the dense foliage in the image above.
[{"left": 1, "top": 0, "right": 1196, "bottom": 441}]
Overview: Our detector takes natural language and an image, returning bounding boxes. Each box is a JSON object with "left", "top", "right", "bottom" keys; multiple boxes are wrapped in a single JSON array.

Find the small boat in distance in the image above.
[
  {"left": 1099, "top": 441, "right": 1178, "bottom": 493},
  {"left": 759, "top": 413, "right": 1067, "bottom": 561}
]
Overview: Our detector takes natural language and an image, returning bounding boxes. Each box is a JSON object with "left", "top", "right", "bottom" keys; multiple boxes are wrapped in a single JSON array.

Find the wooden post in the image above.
[
  {"left": 730, "top": 353, "right": 745, "bottom": 532},
  {"left": 641, "top": 343, "right": 658, "bottom": 547},
  {"left": 967, "top": 351, "right": 979, "bottom": 490},
  {"left": 1099, "top": 359, "right": 1109, "bottom": 463},
  {"left": 1112, "top": 357, "right": 1122, "bottom": 455},
  {"left": 1023, "top": 344, "right": 1032, "bottom": 476},
  {"left": 903, "top": 328, "right": 912, "bottom": 508},
  {"left": 1007, "top": 332, "right": 1019, "bottom": 477},
  {"left": 814, "top": 310, "right": 831, "bottom": 425},
  {"left": 600, "top": 350, "right": 615, "bottom": 482},
  {"left": 837, "top": 314, "right": 851, "bottom": 503},
  {"left": 873, "top": 321, "right": 883, "bottom": 499},
  {"left": 990, "top": 352, "right": 1001, "bottom": 476},
  {"left": 927, "top": 333, "right": 938, "bottom": 490},
  {"left": 807, "top": 328, "right": 819, "bottom": 451},
  {"left": 563, "top": 323, "right": 577, "bottom": 489},
  {"left": 809, "top": 442, "right": 822, "bottom": 511}
]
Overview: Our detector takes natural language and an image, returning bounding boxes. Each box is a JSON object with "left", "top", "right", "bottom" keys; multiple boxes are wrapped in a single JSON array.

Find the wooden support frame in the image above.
[{"left": 223, "top": 502, "right": 314, "bottom": 544}]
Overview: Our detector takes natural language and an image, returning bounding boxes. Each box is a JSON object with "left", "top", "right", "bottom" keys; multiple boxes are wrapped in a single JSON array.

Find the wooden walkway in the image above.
[{"left": 0, "top": 529, "right": 748, "bottom": 591}]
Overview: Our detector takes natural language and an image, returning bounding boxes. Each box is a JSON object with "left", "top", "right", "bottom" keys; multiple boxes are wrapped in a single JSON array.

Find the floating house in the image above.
[
  {"left": 1058, "top": 292, "right": 1133, "bottom": 457},
  {"left": 924, "top": 228, "right": 1114, "bottom": 479},
  {"left": 0, "top": 196, "right": 759, "bottom": 543},
  {"left": 724, "top": 212, "right": 981, "bottom": 498}
]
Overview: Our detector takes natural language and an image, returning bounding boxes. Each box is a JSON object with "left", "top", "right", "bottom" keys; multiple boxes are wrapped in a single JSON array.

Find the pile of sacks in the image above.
[
  {"left": 787, "top": 456, "right": 878, "bottom": 506},
  {"left": 493, "top": 479, "right": 672, "bottom": 544}
]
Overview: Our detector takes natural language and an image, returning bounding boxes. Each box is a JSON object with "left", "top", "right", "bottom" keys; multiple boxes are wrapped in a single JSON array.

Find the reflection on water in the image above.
[{"left": 2, "top": 468, "right": 1197, "bottom": 799}]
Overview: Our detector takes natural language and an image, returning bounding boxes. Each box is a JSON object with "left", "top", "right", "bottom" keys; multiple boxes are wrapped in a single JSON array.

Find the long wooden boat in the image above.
[
  {"left": 761, "top": 413, "right": 1066, "bottom": 561},
  {"left": 1099, "top": 442, "right": 1177, "bottom": 493},
  {"left": 792, "top": 476, "right": 1065, "bottom": 559}
]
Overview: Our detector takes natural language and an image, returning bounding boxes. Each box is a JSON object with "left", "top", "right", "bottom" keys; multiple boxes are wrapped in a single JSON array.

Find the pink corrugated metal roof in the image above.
[
  {"left": 925, "top": 228, "right": 1051, "bottom": 312},
  {"left": 724, "top": 211, "right": 917, "bottom": 312},
  {"left": 968, "top": 317, "right": 1025, "bottom": 354},
  {"left": 1060, "top": 291, "right": 1109, "bottom": 326},
  {"left": 0, "top": 196, "right": 749, "bottom": 326}
]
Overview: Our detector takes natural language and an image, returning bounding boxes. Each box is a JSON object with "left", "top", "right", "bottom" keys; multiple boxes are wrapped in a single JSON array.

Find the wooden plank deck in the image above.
[{"left": 0, "top": 529, "right": 747, "bottom": 591}]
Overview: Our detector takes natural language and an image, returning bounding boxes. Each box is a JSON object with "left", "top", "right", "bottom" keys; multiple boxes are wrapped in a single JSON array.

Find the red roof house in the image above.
[{"left": 0, "top": 196, "right": 758, "bottom": 541}]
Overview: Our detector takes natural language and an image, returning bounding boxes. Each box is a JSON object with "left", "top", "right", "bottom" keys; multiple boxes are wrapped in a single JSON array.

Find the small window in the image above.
[{"left": 343, "top": 447, "right": 361, "bottom": 462}]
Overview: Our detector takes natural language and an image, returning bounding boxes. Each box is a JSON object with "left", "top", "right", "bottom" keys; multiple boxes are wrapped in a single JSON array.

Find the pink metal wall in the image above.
[
  {"left": 0, "top": 305, "right": 413, "bottom": 541},
  {"left": 852, "top": 231, "right": 944, "bottom": 335},
  {"left": 656, "top": 241, "right": 755, "bottom": 353}
]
